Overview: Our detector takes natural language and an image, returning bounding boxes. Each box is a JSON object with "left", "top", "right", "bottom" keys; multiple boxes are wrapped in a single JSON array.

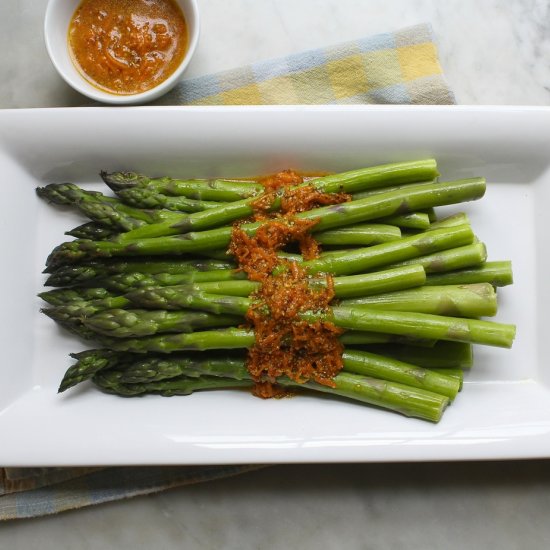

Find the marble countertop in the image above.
[
  {"left": 2, "top": 0, "right": 550, "bottom": 547},
  {"left": 2, "top": 0, "right": 550, "bottom": 107}
]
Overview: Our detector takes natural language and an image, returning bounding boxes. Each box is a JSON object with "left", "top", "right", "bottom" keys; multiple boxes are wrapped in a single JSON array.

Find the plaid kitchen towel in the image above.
[
  {"left": 0, "top": 23, "right": 453, "bottom": 521},
  {"left": 158, "top": 23, "right": 454, "bottom": 105}
]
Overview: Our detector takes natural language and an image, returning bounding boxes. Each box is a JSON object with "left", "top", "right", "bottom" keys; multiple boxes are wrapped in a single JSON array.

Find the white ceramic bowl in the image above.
[{"left": 44, "top": 0, "right": 200, "bottom": 104}]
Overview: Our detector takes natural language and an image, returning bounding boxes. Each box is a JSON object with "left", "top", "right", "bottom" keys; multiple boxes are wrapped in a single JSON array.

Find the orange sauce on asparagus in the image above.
[{"left": 229, "top": 171, "right": 351, "bottom": 397}]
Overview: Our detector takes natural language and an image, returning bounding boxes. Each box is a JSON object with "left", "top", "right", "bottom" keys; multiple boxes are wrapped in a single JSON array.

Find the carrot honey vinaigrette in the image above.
[
  {"left": 229, "top": 171, "right": 352, "bottom": 398},
  {"left": 68, "top": 0, "right": 188, "bottom": 95}
]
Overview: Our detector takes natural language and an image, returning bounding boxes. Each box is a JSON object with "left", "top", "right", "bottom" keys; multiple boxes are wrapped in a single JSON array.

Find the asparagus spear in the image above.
[
  {"left": 341, "top": 349, "right": 460, "bottom": 399},
  {"left": 97, "top": 269, "right": 247, "bottom": 293},
  {"left": 115, "top": 187, "right": 223, "bottom": 212},
  {"left": 45, "top": 258, "right": 235, "bottom": 286},
  {"left": 425, "top": 261, "right": 513, "bottom": 287},
  {"left": 84, "top": 309, "right": 243, "bottom": 338},
  {"left": 324, "top": 307, "right": 515, "bottom": 348},
  {"left": 94, "top": 371, "right": 254, "bottom": 397},
  {"left": 301, "top": 372, "right": 449, "bottom": 422},
  {"left": 362, "top": 341, "right": 473, "bottom": 369},
  {"left": 104, "top": 327, "right": 255, "bottom": 352},
  {"left": 385, "top": 242, "right": 487, "bottom": 274},
  {"left": 351, "top": 180, "right": 436, "bottom": 200},
  {"left": 313, "top": 224, "right": 401, "bottom": 246},
  {"left": 102, "top": 172, "right": 264, "bottom": 201},
  {"left": 338, "top": 332, "right": 436, "bottom": 347},
  {"left": 36, "top": 183, "right": 179, "bottom": 231},
  {"left": 341, "top": 283, "right": 498, "bottom": 318},
  {"left": 118, "top": 353, "right": 250, "bottom": 383},
  {"left": 307, "top": 160, "right": 439, "bottom": 194}
]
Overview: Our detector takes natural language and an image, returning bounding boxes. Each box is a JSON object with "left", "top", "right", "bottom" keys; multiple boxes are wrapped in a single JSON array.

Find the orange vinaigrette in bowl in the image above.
[{"left": 68, "top": 0, "right": 188, "bottom": 95}]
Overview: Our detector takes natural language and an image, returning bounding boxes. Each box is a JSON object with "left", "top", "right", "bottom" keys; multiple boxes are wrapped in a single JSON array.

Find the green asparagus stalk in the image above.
[
  {"left": 118, "top": 353, "right": 250, "bottom": 383},
  {"left": 198, "top": 238, "right": 483, "bottom": 276},
  {"left": 84, "top": 309, "right": 243, "bottom": 337},
  {"left": 323, "top": 307, "right": 515, "bottom": 348},
  {"left": 102, "top": 171, "right": 264, "bottom": 201},
  {"left": 115, "top": 187, "right": 223, "bottom": 212},
  {"left": 341, "top": 283, "right": 498, "bottom": 318},
  {"left": 385, "top": 242, "right": 487, "bottom": 274},
  {"left": 351, "top": 180, "right": 436, "bottom": 200},
  {"left": 313, "top": 224, "right": 401, "bottom": 246},
  {"left": 338, "top": 332, "right": 436, "bottom": 347},
  {"left": 301, "top": 371, "right": 449, "bottom": 422},
  {"left": 425, "top": 261, "right": 513, "bottom": 287},
  {"left": 341, "top": 349, "right": 460, "bottom": 399},
  {"left": 98, "top": 269, "right": 247, "bottom": 293},
  {"left": 362, "top": 341, "right": 473, "bottom": 369},
  {"left": 94, "top": 370, "right": 254, "bottom": 397},
  {"left": 45, "top": 258, "right": 235, "bottom": 286},
  {"left": 105, "top": 327, "right": 255, "bottom": 352},
  {"left": 306, "top": 159, "right": 439, "bottom": 193}
]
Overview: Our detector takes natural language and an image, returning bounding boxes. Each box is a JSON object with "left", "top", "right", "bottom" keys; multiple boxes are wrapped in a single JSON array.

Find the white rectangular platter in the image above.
[{"left": 0, "top": 105, "right": 548, "bottom": 465}]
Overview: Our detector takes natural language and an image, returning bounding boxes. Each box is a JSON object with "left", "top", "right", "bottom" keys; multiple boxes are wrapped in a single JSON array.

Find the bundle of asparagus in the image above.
[{"left": 37, "top": 159, "right": 516, "bottom": 423}]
